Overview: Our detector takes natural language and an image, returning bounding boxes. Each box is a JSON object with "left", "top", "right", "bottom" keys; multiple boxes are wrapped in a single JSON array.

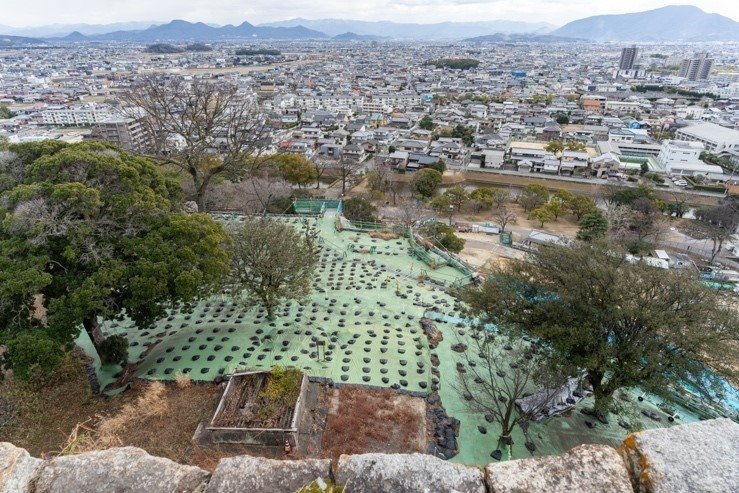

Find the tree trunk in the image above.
[
  {"left": 83, "top": 316, "right": 104, "bottom": 348},
  {"left": 195, "top": 174, "right": 213, "bottom": 212},
  {"left": 265, "top": 301, "right": 275, "bottom": 320},
  {"left": 710, "top": 238, "right": 723, "bottom": 264},
  {"left": 588, "top": 371, "right": 613, "bottom": 417}
]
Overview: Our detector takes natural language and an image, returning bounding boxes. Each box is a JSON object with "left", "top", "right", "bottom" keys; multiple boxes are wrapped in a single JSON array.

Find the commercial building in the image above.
[{"left": 674, "top": 123, "right": 739, "bottom": 157}]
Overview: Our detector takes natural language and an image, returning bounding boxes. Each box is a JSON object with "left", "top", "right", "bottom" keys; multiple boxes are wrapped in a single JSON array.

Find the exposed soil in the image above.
[{"left": 319, "top": 385, "right": 427, "bottom": 463}]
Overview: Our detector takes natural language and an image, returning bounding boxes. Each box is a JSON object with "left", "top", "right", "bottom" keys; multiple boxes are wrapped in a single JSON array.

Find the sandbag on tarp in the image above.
[{"left": 515, "top": 376, "right": 584, "bottom": 421}]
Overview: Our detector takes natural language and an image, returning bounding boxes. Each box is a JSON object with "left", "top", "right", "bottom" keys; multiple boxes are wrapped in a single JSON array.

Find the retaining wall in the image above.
[{"left": 0, "top": 419, "right": 736, "bottom": 492}]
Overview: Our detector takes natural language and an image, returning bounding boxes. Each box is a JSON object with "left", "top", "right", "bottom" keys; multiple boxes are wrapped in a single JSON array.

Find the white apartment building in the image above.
[
  {"left": 657, "top": 139, "right": 724, "bottom": 177},
  {"left": 33, "top": 105, "right": 114, "bottom": 126},
  {"left": 657, "top": 140, "right": 703, "bottom": 168},
  {"left": 604, "top": 101, "right": 641, "bottom": 114}
]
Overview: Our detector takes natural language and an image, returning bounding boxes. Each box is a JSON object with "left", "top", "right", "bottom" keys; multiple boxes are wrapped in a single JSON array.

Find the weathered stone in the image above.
[
  {"left": 34, "top": 447, "right": 209, "bottom": 493},
  {"left": 336, "top": 453, "right": 485, "bottom": 493},
  {"left": 183, "top": 201, "right": 199, "bottom": 213},
  {"left": 486, "top": 444, "right": 632, "bottom": 493},
  {"left": 0, "top": 442, "right": 42, "bottom": 493},
  {"left": 619, "top": 418, "right": 739, "bottom": 493},
  {"left": 206, "top": 456, "right": 331, "bottom": 493}
]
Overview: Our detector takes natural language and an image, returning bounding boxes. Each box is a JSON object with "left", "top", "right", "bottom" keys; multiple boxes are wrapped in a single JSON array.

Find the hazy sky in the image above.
[{"left": 4, "top": 0, "right": 738, "bottom": 27}]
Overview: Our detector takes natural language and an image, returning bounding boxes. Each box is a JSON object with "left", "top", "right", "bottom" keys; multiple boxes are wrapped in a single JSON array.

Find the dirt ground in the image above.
[
  {"left": 319, "top": 385, "right": 427, "bottom": 463},
  {"left": 456, "top": 232, "right": 525, "bottom": 270},
  {"left": 0, "top": 356, "right": 227, "bottom": 468},
  {"left": 455, "top": 203, "right": 581, "bottom": 237},
  {"left": 1, "top": 358, "right": 429, "bottom": 470}
]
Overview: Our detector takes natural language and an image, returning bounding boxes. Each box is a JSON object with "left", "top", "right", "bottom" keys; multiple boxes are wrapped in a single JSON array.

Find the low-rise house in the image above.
[{"left": 343, "top": 143, "right": 365, "bottom": 160}]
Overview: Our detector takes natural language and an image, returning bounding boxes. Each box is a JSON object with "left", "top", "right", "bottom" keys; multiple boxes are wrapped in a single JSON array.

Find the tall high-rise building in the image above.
[
  {"left": 678, "top": 53, "right": 714, "bottom": 81},
  {"left": 619, "top": 46, "right": 638, "bottom": 70}
]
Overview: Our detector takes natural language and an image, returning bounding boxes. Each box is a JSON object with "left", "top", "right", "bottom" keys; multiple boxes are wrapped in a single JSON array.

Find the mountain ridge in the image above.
[
  {"left": 552, "top": 5, "right": 739, "bottom": 41},
  {"left": 464, "top": 33, "right": 584, "bottom": 43},
  {"left": 54, "top": 20, "right": 328, "bottom": 41},
  {"left": 1, "top": 6, "right": 737, "bottom": 43},
  {"left": 260, "top": 18, "right": 555, "bottom": 39}
]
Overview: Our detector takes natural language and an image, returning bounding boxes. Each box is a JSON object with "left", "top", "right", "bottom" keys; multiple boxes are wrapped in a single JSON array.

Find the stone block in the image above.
[
  {"left": 620, "top": 418, "right": 739, "bottom": 493},
  {"left": 336, "top": 453, "right": 485, "bottom": 493},
  {"left": 0, "top": 442, "right": 42, "bottom": 493},
  {"left": 206, "top": 456, "right": 331, "bottom": 493},
  {"left": 33, "top": 446, "right": 210, "bottom": 493},
  {"left": 486, "top": 444, "right": 632, "bottom": 493}
]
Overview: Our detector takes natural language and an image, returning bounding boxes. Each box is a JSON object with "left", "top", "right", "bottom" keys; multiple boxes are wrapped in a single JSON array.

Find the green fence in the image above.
[{"left": 292, "top": 199, "right": 344, "bottom": 215}]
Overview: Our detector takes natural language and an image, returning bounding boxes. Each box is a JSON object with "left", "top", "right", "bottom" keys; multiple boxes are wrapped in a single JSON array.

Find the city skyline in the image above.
[{"left": 2, "top": 1, "right": 738, "bottom": 29}]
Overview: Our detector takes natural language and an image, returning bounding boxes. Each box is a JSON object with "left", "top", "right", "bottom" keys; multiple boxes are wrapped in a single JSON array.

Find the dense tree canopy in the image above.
[
  {"left": 576, "top": 211, "right": 608, "bottom": 242},
  {"left": 518, "top": 184, "right": 549, "bottom": 212},
  {"left": 342, "top": 197, "right": 378, "bottom": 223},
  {"left": 411, "top": 168, "right": 442, "bottom": 199},
  {"left": 421, "top": 222, "right": 465, "bottom": 253},
  {"left": 463, "top": 242, "right": 738, "bottom": 416},
  {"left": 272, "top": 153, "right": 317, "bottom": 189},
  {"left": 418, "top": 116, "right": 434, "bottom": 131},
  {"left": 0, "top": 141, "right": 232, "bottom": 378}
]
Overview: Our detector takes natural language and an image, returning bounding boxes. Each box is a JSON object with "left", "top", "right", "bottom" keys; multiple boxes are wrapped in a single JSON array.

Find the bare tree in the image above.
[
  {"left": 689, "top": 204, "right": 739, "bottom": 263},
  {"left": 384, "top": 191, "right": 428, "bottom": 230},
  {"left": 453, "top": 330, "right": 564, "bottom": 459},
  {"left": 312, "top": 157, "right": 334, "bottom": 190},
  {"left": 337, "top": 154, "right": 364, "bottom": 195},
  {"left": 195, "top": 174, "right": 293, "bottom": 214},
  {"left": 121, "top": 76, "right": 268, "bottom": 211},
  {"left": 491, "top": 188, "right": 510, "bottom": 209},
  {"left": 493, "top": 207, "right": 517, "bottom": 234},
  {"left": 629, "top": 197, "right": 668, "bottom": 245}
]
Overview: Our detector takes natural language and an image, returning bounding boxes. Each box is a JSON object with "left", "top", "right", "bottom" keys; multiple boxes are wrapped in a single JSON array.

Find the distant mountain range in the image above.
[
  {"left": 464, "top": 33, "right": 583, "bottom": 43},
  {"left": 61, "top": 20, "right": 328, "bottom": 42},
  {"left": 0, "top": 6, "right": 736, "bottom": 43},
  {"left": 332, "top": 32, "right": 389, "bottom": 41},
  {"left": 552, "top": 5, "right": 739, "bottom": 42},
  {"left": 0, "top": 34, "right": 44, "bottom": 47},
  {"left": 0, "top": 21, "right": 162, "bottom": 38},
  {"left": 260, "top": 18, "right": 555, "bottom": 39}
]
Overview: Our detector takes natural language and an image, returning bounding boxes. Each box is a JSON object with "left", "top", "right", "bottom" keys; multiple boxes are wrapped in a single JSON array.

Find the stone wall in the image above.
[{"left": 0, "top": 419, "right": 736, "bottom": 493}]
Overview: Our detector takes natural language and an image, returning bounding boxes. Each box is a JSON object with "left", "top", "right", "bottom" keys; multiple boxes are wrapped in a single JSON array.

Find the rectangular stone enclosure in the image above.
[{"left": 205, "top": 370, "right": 309, "bottom": 448}]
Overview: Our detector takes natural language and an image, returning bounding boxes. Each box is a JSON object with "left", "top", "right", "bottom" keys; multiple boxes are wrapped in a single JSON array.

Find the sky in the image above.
[{"left": 3, "top": 0, "right": 738, "bottom": 28}]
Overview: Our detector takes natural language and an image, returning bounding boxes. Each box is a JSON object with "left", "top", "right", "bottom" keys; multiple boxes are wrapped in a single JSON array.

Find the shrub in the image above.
[
  {"left": 3, "top": 332, "right": 64, "bottom": 381},
  {"left": 98, "top": 335, "right": 129, "bottom": 365},
  {"left": 411, "top": 168, "right": 442, "bottom": 199},
  {"left": 343, "top": 197, "right": 378, "bottom": 223}
]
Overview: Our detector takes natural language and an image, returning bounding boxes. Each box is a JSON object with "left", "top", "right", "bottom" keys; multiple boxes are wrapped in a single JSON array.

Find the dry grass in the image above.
[
  {"left": 68, "top": 381, "right": 168, "bottom": 454},
  {"left": 0, "top": 355, "right": 122, "bottom": 457},
  {"left": 369, "top": 230, "right": 400, "bottom": 240},
  {"left": 320, "top": 386, "right": 426, "bottom": 462},
  {"left": 175, "top": 371, "right": 192, "bottom": 389},
  {"left": 0, "top": 356, "right": 222, "bottom": 464},
  {"left": 74, "top": 381, "right": 221, "bottom": 462}
]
